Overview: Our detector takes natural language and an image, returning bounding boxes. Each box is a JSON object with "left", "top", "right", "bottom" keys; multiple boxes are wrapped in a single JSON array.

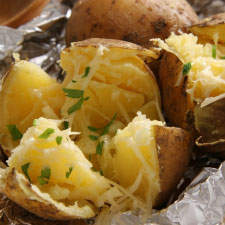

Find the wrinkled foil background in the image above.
[{"left": 0, "top": 0, "right": 225, "bottom": 224}]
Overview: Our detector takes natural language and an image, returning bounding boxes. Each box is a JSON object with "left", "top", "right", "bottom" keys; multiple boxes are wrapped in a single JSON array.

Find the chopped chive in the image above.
[
  {"left": 67, "top": 96, "right": 90, "bottom": 115},
  {"left": 100, "top": 114, "right": 117, "bottom": 136},
  {"left": 38, "top": 128, "right": 54, "bottom": 139},
  {"left": 100, "top": 169, "right": 104, "bottom": 176},
  {"left": 38, "top": 176, "right": 48, "bottom": 185},
  {"left": 41, "top": 167, "right": 51, "bottom": 179},
  {"left": 63, "top": 88, "right": 84, "bottom": 98},
  {"left": 33, "top": 119, "right": 38, "bottom": 126},
  {"left": 56, "top": 136, "right": 62, "bottom": 145},
  {"left": 87, "top": 126, "right": 102, "bottom": 133},
  {"left": 221, "top": 56, "right": 225, "bottom": 59},
  {"left": 66, "top": 167, "right": 73, "bottom": 178},
  {"left": 212, "top": 45, "right": 217, "bottom": 59},
  {"left": 182, "top": 62, "right": 192, "bottom": 76},
  {"left": 7, "top": 124, "right": 23, "bottom": 141},
  {"left": 96, "top": 141, "right": 104, "bottom": 155},
  {"left": 81, "top": 66, "right": 90, "bottom": 78},
  {"left": 72, "top": 80, "right": 77, "bottom": 83},
  {"left": 89, "top": 154, "right": 92, "bottom": 161},
  {"left": 91, "top": 167, "right": 97, "bottom": 172},
  {"left": 89, "top": 135, "right": 98, "bottom": 141},
  {"left": 21, "top": 162, "right": 31, "bottom": 183},
  {"left": 63, "top": 121, "right": 69, "bottom": 129}
]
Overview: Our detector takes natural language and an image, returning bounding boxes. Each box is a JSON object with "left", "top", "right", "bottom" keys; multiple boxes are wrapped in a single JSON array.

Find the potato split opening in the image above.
[
  {"left": 60, "top": 39, "right": 164, "bottom": 157},
  {"left": 157, "top": 32, "right": 225, "bottom": 106}
]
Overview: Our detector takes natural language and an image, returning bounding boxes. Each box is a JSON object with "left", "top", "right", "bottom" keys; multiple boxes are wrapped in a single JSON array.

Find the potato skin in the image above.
[
  {"left": 154, "top": 125, "right": 192, "bottom": 208},
  {"left": 158, "top": 51, "right": 195, "bottom": 133},
  {"left": 0, "top": 168, "right": 96, "bottom": 220},
  {"left": 65, "top": 0, "right": 199, "bottom": 47}
]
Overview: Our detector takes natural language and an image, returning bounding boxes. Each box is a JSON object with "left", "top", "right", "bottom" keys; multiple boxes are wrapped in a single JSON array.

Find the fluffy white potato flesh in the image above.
[
  {"left": 157, "top": 32, "right": 225, "bottom": 106},
  {"left": 5, "top": 117, "right": 123, "bottom": 218}
]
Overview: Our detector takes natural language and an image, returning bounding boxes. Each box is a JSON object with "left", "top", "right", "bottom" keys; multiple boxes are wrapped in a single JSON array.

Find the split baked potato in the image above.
[
  {"left": 156, "top": 13, "right": 225, "bottom": 157},
  {"left": 60, "top": 38, "right": 164, "bottom": 157},
  {"left": 0, "top": 38, "right": 192, "bottom": 222},
  {"left": 65, "top": 0, "right": 199, "bottom": 47},
  {"left": 0, "top": 59, "right": 65, "bottom": 155},
  {"left": 0, "top": 114, "right": 191, "bottom": 220}
]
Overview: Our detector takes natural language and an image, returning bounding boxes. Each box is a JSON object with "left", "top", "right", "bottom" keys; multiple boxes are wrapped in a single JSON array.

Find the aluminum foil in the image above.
[
  {"left": 0, "top": 0, "right": 225, "bottom": 224},
  {"left": 112, "top": 161, "right": 225, "bottom": 225}
]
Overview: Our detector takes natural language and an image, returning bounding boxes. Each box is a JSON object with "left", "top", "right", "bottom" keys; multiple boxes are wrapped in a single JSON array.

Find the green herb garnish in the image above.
[
  {"left": 63, "top": 121, "right": 69, "bottom": 129},
  {"left": 88, "top": 113, "right": 117, "bottom": 136},
  {"left": 21, "top": 162, "right": 31, "bottom": 183},
  {"left": 100, "top": 169, "right": 104, "bottom": 176},
  {"left": 221, "top": 56, "right": 225, "bottom": 59},
  {"left": 87, "top": 126, "right": 102, "bottom": 132},
  {"left": 41, "top": 167, "right": 51, "bottom": 179},
  {"left": 38, "top": 176, "right": 49, "bottom": 185},
  {"left": 182, "top": 62, "right": 192, "bottom": 76},
  {"left": 63, "top": 88, "right": 84, "bottom": 98},
  {"left": 56, "top": 136, "right": 62, "bottom": 145},
  {"left": 212, "top": 45, "right": 217, "bottom": 59},
  {"left": 96, "top": 141, "right": 104, "bottom": 155},
  {"left": 66, "top": 167, "right": 73, "bottom": 178},
  {"left": 91, "top": 167, "right": 97, "bottom": 172},
  {"left": 38, "top": 167, "right": 51, "bottom": 185},
  {"left": 89, "top": 154, "right": 92, "bottom": 161},
  {"left": 89, "top": 135, "right": 98, "bottom": 141},
  {"left": 72, "top": 80, "right": 77, "bottom": 83},
  {"left": 38, "top": 128, "right": 54, "bottom": 139},
  {"left": 7, "top": 124, "right": 23, "bottom": 141},
  {"left": 67, "top": 96, "right": 90, "bottom": 115},
  {"left": 81, "top": 66, "right": 90, "bottom": 78},
  {"left": 33, "top": 119, "right": 38, "bottom": 126},
  {"left": 100, "top": 114, "right": 117, "bottom": 136}
]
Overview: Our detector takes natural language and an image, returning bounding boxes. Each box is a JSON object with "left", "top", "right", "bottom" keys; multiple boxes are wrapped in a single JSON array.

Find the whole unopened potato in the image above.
[{"left": 65, "top": 0, "right": 199, "bottom": 47}]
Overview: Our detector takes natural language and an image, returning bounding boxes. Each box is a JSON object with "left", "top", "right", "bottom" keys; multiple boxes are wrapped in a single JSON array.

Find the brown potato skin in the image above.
[
  {"left": 158, "top": 51, "right": 195, "bottom": 133},
  {"left": 0, "top": 168, "right": 95, "bottom": 220},
  {"left": 154, "top": 125, "right": 192, "bottom": 208},
  {"left": 65, "top": 0, "right": 199, "bottom": 47}
]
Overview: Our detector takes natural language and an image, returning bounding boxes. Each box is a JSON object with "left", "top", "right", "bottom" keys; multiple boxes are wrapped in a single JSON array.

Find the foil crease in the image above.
[
  {"left": 0, "top": 0, "right": 225, "bottom": 224},
  {"left": 112, "top": 162, "right": 225, "bottom": 225}
]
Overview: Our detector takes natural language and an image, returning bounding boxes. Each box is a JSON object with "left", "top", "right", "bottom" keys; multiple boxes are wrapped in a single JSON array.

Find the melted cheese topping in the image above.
[{"left": 157, "top": 32, "right": 225, "bottom": 106}]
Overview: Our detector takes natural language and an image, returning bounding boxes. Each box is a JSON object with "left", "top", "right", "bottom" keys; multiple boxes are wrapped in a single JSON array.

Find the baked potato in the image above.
[
  {"left": 0, "top": 114, "right": 191, "bottom": 220},
  {"left": 0, "top": 59, "right": 65, "bottom": 156},
  {"left": 65, "top": 0, "right": 199, "bottom": 47},
  {"left": 60, "top": 38, "right": 164, "bottom": 157},
  {"left": 0, "top": 38, "right": 192, "bottom": 222},
  {"left": 156, "top": 13, "right": 225, "bottom": 156}
]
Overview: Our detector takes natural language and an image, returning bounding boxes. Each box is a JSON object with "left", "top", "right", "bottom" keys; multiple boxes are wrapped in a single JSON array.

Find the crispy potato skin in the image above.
[
  {"left": 0, "top": 168, "right": 95, "bottom": 220},
  {"left": 65, "top": 0, "right": 198, "bottom": 47},
  {"left": 158, "top": 51, "right": 194, "bottom": 132},
  {"left": 154, "top": 125, "right": 192, "bottom": 208}
]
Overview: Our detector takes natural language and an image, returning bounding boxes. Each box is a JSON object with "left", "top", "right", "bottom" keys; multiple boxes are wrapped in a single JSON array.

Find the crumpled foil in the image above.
[
  {"left": 0, "top": 0, "right": 225, "bottom": 224},
  {"left": 112, "top": 161, "right": 225, "bottom": 225}
]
